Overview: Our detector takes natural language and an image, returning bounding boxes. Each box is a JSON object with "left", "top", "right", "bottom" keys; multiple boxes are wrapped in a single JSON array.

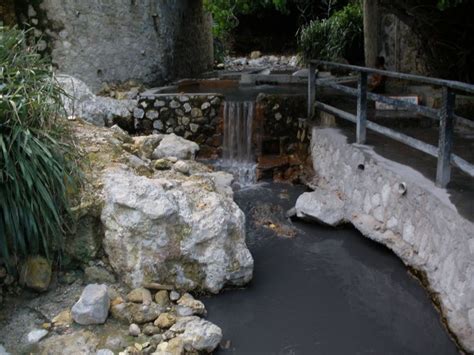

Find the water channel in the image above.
[{"left": 204, "top": 183, "right": 458, "bottom": 355}]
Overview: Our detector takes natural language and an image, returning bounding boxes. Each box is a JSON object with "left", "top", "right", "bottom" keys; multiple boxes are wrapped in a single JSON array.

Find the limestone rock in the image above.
[
  {"left": 151, "top": 133, "right": 199, "bottom": 160},
  {"left": 133, "top": 134, "right": 164, "bottom": 160},
  {"left": 27, "top": 329, "right": 48, "bottom": 344},
  {"left": 101, "top": 167, "right": 254, "bottom": 293},
  {"left": 127, "top": 288, "right": 153, "bottom": 304},
  {"left": 177, "top": 293, "right": 206, "bottom": 316},
  {"left": 154, "top": 290, "right": 171, "bottom": 308},
  {"left": 20, "top": 256, "right": 52, "bottom": 292},
  {"left": 71, "top": 284, "right": 110, "bottom": 325},
  {"left": 39, "top": 330, "right": 99, "bottom": 355},
  {"left": 52, "top": 310, "right": 73, "bottom": 328},
  {"left": 111, "top": 302, "right": 162, "bottom": 324},
  {"left": 294, "top": 189, "right": 346, "bottom": 227},
  {"left": 154, "top": 313, "right": 176, "bottom": 329},
  {"left": 171, "top": 318, "right": 222, "bottom": 353},
  {"left": 129, "top": 323, "right": 141, "bottom": 337}
]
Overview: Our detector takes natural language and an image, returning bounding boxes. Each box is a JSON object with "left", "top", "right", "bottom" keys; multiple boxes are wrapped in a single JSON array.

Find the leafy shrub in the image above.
[
  {"left": 0, "top": 27, "right": 77, "bottom": 271},
  {"left": 298, "top": 1, "right": 363, "bottom": 63}
]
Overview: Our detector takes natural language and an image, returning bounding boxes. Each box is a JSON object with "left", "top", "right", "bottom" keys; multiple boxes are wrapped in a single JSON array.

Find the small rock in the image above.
[
  {"left": 111, "top": 302, "right": 162, "bottom": 324},
  {"left": 190, "top": 108, "right": 202, "bottom": 118},
  {"left": 96, "top": 350, "right": 114, "bottom": 355},
  {"left": 170, "top": 100, "right": 181, "bottom": 109},
  {"left": 154, "top": 313, "right": 176, "bottom": 329},
  {"left": 20, "top": 256, "right": 51, "bottom": 292},
  {"left": 27, "top": 329, "right": 48, "bottom": 344},
  {"left": 127, "top": 287, "right": 153, "bottom": 305},
  {"left": 181, "top": 319, "right": 222, "bottom": 352},
  {"left": 105, "top": 335, "right": 127, "bottom": 350},
  {"left": 181, "top": 116, "right": 190, "bottom": 125},
  {"left": 275, "top": 113, "right": 283, "bottom": 121},
  {"left": 110, "top": 124, "right": 133, "bottom": 143},
  {"left": 71, "top": 284, "right": 110, "bottom": 325},
  {"left": 170, "top": 291, "right": 180, "bottom": 302},
  {"left": 189, "top": 123, "right": 199, "bottom": 133},
  {"left": 176, "top": 306, "right": 194, "bottom": 317},
  {"left": 201, "top": 102, "right": 211, "bottom": 111},
  {"left": 250, "top": 50, "right": 262, "bottom": 59},
  {"left": 154, "top": 100, "right": 166, "bottom": 108},
  {"left": 146, "top": 110, "right": 159, "bottom": 120},
  {"left": 151, "top": 133, "right": 199, "bottom": 160},
  {"left": 173, "top": 161, "right": 191, "bottom": 175},
  {"left": 133, "top": 108, "right": 145, "bottom": 119},
  {"left": 150, "top": 334, "right": 163, "bottom": 347},
  {"left": 143, "top": 325, "right": 160, "bottom": 336},
  {"left": 154, "top": 290, "right": 170, "bottom": 308},
  {"left": 177, "top": 293, "right": 206, "bottom": 316},
  {"left": 129, "top": 323, "right": 141, "bottom": 337},
  {"left": 153, "top": 120, "right": 164, "bottom": 130},
  {"left": 183, "top": 103, "right": 192, "bottom": 113},
  {"left": 178, "top": 96, "right": 189, "bottom": 103},
  {"left": 154, "top": 159, "right": 173, "bottom": 171}
]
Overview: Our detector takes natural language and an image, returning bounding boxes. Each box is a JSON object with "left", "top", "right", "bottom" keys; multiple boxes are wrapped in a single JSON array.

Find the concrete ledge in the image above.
[{"left": 307, "top": 127, "right": 474, "bottom": 352}]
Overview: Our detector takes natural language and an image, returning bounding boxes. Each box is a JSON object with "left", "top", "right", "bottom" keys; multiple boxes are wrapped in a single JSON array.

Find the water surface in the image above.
[{"left": 205, "top": 183, "right": 457, "bottom": 355}]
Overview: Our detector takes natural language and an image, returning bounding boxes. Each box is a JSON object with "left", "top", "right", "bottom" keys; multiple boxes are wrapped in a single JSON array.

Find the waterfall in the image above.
[{"left": 219, "top": 101, "right": 257, "bottom": 186}]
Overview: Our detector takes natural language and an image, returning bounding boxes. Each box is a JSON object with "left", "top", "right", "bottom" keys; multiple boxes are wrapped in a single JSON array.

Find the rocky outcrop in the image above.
[
  {"left": 70, "top": 120, "right": 253, "bottom": 294},
  {"left": 101, "top": 166, "right": 253, "bottom": 293},
  {"left": 58, "top": 75, "right": 136, "bottom": 128}
]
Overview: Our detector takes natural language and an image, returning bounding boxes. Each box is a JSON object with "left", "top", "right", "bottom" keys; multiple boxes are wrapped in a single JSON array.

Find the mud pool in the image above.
[{"left": 204, "top": 183, "right": 458, "bottom": 355}]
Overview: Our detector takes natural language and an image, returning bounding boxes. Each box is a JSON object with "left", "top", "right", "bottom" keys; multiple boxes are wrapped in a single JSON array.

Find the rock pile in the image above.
[{"left": 38, "top": 283, "right": 222, "bottom": 354}]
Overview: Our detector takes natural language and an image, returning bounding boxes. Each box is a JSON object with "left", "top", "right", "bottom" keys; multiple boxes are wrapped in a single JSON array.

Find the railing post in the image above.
[
  {"left": 308, "top": 62, "right": 316, "bottom": 119},
  {"left": 356, "top": 72, "right": 368, "bottom": 144},
  {"left": 436, "top": 87, "right": 455, "bottom": 188}
]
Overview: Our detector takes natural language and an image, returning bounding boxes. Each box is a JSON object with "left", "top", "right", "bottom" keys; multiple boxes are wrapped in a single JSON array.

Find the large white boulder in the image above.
[
  {"left": 101, "top": 167, "right": 253, "bottom": 293},
  {"left": 152, "top": 133, "right": 199, "bottom": 160},
  {"left": 71, "top": 284, "right": 110, "bottom": 325},
  {"left": 294, "top": 189, "right": 346, "bottom": 227}
]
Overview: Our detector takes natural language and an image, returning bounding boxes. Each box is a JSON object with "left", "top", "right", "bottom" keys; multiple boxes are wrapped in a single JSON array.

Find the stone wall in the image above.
[
  {"left": 255, "top": 94, "right": 311, "bottom": 182},
  {"left": 13, "top": 0, "right": 213, "bottom": 92},
  {"left": 378, "top": 13, "right": 429, "bottom": 75},
  {"left": 135, "top": 94, "right": 223, "bottom": 159},
  {"left": 308, "top": 127, "right": 474, "bottom": 352}
]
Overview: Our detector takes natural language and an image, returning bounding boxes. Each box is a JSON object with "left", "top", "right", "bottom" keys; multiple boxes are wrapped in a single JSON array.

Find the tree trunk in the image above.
[{"left": 363, "top": 0, "right": 380, "bottom": 68}]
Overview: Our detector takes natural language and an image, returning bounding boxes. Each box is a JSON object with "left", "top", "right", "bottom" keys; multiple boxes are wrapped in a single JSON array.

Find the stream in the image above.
[{"left": 204, "top": 182, "right": 458, "bottom": 355}]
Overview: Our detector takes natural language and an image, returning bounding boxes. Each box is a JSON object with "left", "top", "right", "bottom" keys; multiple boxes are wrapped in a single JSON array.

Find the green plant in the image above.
[
  {"left": 0, "top": 26, "right": 77, "bottom": 271},
  {"left": 204, "top": 0, "right": 288, "bottom": 41},
  {"left": 297, "top": 1, "right": 363, "bottom": 63}
]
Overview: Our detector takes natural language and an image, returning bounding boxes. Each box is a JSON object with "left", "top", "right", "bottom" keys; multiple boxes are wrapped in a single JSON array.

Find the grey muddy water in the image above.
[{"left": 204, "top": 183, "right": 458, "bottom": 355}]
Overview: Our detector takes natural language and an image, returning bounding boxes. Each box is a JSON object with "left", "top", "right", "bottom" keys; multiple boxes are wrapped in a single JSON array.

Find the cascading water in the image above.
[{"left": 218, "top": 101, "right": 257, "bottom": 186}]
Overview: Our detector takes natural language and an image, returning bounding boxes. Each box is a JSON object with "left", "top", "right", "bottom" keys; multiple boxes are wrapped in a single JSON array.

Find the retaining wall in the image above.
[{"left": 310, "top": 127, "right": 474, "bottom": 352}]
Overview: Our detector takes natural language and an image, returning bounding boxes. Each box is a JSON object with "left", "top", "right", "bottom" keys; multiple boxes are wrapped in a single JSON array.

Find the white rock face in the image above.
[
  {"left": 71, "top": 284, "right": 110, "bottom": 325},
  {"left": 152, "top": 133, "right": 199, "bottom": 160},
  {"left": 295, "top": 189, "right": 346, "bottom": 227},
  {"left": 101, "top": 167, "right": 253, "bottom": 293}
]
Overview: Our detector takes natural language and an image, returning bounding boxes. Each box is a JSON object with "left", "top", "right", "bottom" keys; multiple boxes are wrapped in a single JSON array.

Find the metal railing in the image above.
[{"left": 307, "top": 60, "right": 474, "bottom": 188}]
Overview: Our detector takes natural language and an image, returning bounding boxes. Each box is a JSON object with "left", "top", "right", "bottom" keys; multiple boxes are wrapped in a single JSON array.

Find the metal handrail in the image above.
[{"left": 307, "top": 60, "right": 474, "bottom": 188}]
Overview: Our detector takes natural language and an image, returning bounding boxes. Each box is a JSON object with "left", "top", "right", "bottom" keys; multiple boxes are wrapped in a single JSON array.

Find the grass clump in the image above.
[{"left": 0, "top": 27, "right": 78, "bottom": 271}]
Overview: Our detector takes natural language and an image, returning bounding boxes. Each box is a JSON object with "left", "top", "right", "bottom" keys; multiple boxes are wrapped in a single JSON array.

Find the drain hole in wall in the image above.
[{"left": 357, "top": 164, "right": 365, "bottom": 171}]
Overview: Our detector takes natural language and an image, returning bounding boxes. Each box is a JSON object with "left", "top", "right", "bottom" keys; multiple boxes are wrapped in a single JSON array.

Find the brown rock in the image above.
[
  {"left": 20, "top": 256, "right": 51, "bottom": 292},
  {"left": 127, "top": 287, "right": 153, "bottom": 305},
  {"left": 154, "top": 313, "right": 176, "bottom": 329}
]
